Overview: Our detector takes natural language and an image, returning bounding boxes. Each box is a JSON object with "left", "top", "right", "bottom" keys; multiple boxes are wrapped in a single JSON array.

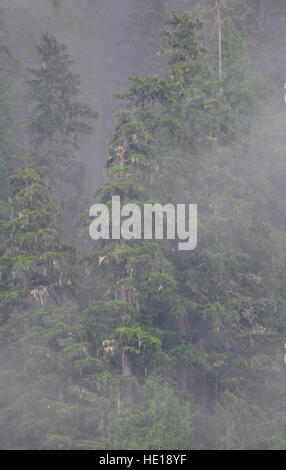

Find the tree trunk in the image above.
[
  {"left": 117, "top": 390, "right": 121, "bottom": 414},
  {"left": 122, "top": 350, "right": 133, "bottom": 397},
  {"left": 122, "top": 349, "right": 132, "bottom": 377},
  {"left": 257, "top": 0, "right": 266, "bottom": 29},
  {"left": 217, "top": 1, "right": 223, "bottom": 95},
  {"left": 121, "top": 284, "right": 128, "bottom": 303},
  {"left": 119, "top": 239, "right": 133, "bottom": 394}
]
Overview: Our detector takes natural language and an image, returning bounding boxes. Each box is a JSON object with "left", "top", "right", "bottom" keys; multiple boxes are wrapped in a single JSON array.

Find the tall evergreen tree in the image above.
[
  {"left": 0, "top": 24, "right": 15, "bottom": 220},
  {"left": 88, "top": 10, "right": 286, "bottom": 449},
  {"left": 27, "top": 32, "right": 97, "bottom": 156},
  {"left": 2, "top": 1, "right": 286, "bottom": 450},
  {"left": 26, "top": 32, "right": 98, "bottom": 236},
  {"left": 0, "top": 163, "right": 76, "bottom": 319}
]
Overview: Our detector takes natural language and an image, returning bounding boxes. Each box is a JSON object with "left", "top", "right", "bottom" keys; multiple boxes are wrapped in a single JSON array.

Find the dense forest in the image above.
[{"left": 1, "top": 0, "right": 286, "bottom": 450}]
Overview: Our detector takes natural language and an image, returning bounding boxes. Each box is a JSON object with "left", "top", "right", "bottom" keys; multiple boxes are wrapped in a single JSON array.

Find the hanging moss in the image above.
[{"left": 0, "top": 164, "right": 77, "bottom": 314}]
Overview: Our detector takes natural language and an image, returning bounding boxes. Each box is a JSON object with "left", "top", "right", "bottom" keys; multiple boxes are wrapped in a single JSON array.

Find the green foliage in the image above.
[
  {"left": 1, "top": 1, "right": 286, "bottom": 451},
  {"left": 27, "top": 32, "right": 97, "bottom": 150},
  {"left": 0, "top": 34, "right": 15, "bottom": 220},
  {"left": 0, "top": 164, "right": 76, "bottom": 318}
]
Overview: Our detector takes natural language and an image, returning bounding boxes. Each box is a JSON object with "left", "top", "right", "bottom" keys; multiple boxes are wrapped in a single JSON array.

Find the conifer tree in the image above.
[
  {"left": 0, "top": 164, "right": 102, "bottom": 449},
  {"left": 87, "top": 110, "right": 170, "bottom": 394},
  {"left": 27, "top": 32, "right": 97, "bottom": 155},
  {"left": 2, "top": 1, "right": 286, "bottom": 450},
  {"left": 0, "top": 27, "right": 15, "bottom": 220},
  {"left": 0, "top": 163, "right": 76, "bottom": 319},
  {"left": 94, "top": 10, "right": 286, "bottom": 449},
  {"left": 26, "top": 32, "right": 98, "bottom": 235}
]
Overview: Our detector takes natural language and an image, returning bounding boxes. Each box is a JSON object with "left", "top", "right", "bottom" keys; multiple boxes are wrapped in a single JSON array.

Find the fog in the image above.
[
  {"left": 1, "top": 0, "right": 167, "bottom": 192},
  {"left": 1, "top": 0, "right": 286, "bottom": 451}
]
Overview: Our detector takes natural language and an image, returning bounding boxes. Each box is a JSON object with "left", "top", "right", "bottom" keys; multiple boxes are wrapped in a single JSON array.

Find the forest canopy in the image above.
[{"left": 0, "top": 0, "right": 286, "bottom": 450}]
